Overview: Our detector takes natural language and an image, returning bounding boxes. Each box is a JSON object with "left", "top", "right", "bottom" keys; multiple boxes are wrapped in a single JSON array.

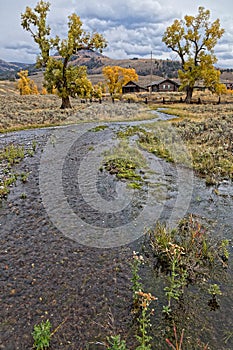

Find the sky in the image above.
[{"left": 0, "top": 0, "right": 233, "bottom": 68}]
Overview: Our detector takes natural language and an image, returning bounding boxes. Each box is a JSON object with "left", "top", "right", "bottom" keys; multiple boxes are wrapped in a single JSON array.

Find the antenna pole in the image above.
[{"left": 150, "top": 50, "right": 153, "bottom": 94}]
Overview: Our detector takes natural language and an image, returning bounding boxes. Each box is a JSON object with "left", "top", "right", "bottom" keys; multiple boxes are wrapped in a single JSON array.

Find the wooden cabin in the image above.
[
  {"left": 147, "top": 78, "right": 180, "bottom": 92},
  {"left": 122, "top": 80, "right": 148, "bottom": 94},
  {"left": 221, "top": 79, "right": 233, "bottom": 90}
]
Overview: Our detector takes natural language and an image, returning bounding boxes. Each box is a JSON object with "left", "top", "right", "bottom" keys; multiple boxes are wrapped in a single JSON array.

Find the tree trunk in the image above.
[
  {"left": 60, "top": 56, "right": 72, "bottom": 109},
  {"left": 60, "top": 96, "right": 72, "bottom": 109},
  {"left": 185, "top": 86, "right": 194, "bottom": 104}
]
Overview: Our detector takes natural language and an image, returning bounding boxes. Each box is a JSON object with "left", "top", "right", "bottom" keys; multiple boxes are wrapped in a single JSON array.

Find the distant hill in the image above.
[
  {"left": 65, "top": 49, "right": 181, "bottom": 78},
  {"left": 0, "top": 59, "right": 28, "bottom": 72},
  {"left": 0, "top": 50, "right": 181, "bottom": 80},
  {"left": 1, "top": 50, "right": 233, "bottom": 82},
  {"left": 220, "top": 70, "right": 233, "bottom": 81},
  {"left": 0, "top": 59, "right": 34, "bottom": 80}
]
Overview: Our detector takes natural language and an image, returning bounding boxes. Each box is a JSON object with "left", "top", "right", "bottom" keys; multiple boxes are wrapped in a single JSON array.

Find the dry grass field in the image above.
[
  {"left": 1, "top": 78, "right": 233, "bottom": 124},
  {"left": 0, "top": 80, "right": 152, "bottom": 132},
  {"left": 157, "top": 97, "right": 233, "bottom": 183}
]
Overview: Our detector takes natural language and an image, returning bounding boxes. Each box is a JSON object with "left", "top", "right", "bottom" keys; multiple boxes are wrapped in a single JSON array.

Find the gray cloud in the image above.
[
  {"left": 5, "top": 43, "right": 35, "bottom": 51},
  {"left": 75, "top": 0, "right": 174, "bottom": 24},
  {"left": 218, "top": 52, "right": 233, "bottom": 60},
  {"left": 0, "top": 0, "right": 232, "bottom": 67}
]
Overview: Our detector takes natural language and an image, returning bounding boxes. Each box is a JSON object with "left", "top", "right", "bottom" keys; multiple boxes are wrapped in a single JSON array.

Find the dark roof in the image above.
[
  {"left": 147, "top": 78, "right": 180, "bottom": 87},
  {"left": 122, "top": 80, "right": 148, "bottom": 89},
  {"left": 123, "top": 80, "right": 139, "bottom": 87}
]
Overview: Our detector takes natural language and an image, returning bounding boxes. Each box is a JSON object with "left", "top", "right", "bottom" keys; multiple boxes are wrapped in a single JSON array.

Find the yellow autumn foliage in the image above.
[
  {"left": 16, "top": 70, "right": 39, "bottom": 95},
  {"left": 102, "top": 66, "right": 138, "bottom": 95}
]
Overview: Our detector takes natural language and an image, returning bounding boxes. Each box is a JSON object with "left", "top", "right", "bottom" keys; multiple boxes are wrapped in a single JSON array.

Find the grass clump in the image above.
[
  {"left": 104, "top": 158, "right": 143, "bottom": 182},
  {"left": 32, "top": 319, "right": 52, "bottom": 350},
  {"left": 116, "top": 125, "right": 175, "bottom": 163},
  {"left": 103, "top": 140, "right": 147, "bottom": 189},
  {"left": 89, "top": 125, "right": 108, "bottom": 132},
  {"left": 138, "top": 130, "right": 174, "bottom": 162},
  {"left": 117, "top": 126, "right": 146, "bottom": 139},
  {"left": 0, "top": 144, "right": 25, "bottom": 165},
  {"left": 0, "top": 174, "right": 17, "bottom": 200},
  {"left": 174, "top": 114, "right": 233, "bottom": 183},
  {"left": 0, "top": 142, "right": 35, "bottom": 201},
  {"left": 144, "top": 214, "right": 229, "bottom": 315}
]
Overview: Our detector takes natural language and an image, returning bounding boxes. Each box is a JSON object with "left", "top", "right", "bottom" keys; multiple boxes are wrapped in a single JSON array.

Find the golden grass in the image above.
[
  {"left": 0, "top": 81, "right": 154, "bottom": 132},
  {"left": 1, "top": 80, "right": 233, "bottom": 134},
  {"left": 139, "top": 94, "right": 233, "bottom": 183}
]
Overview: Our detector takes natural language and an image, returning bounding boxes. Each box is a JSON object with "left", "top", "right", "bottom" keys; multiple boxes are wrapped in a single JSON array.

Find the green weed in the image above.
[
  {"left": 20, "top": 172, "right": 30, "bottom": 183},
  {"left": 131, "top": 251, "right": 144, "bottom": 305},
  {"left": 107, "top": 335, "right": 128, "bottom": 350},
  {"left": 90, "top": 125, "right": 108, "bottom": 132},
  {"left": 144, "top": 214, "right": 229, "bottom": 313},
  {"left": 32, "top": 319, "right": 52, "bottom": 350},
  {"left": 135, "top": 291, "right": 156, "bottom": 350},
  {"left": 0, "top": 144, "right": 25, "bottom": 165},
  {"left": 32, "top": 140, "right": 37, "bottom": 152},
  {"left": 32, "top": 317, "right": 67, "bottom": 350}
]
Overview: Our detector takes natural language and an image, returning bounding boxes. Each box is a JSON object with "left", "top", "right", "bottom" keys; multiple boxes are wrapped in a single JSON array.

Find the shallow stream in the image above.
[{"left": 0, "top": 110, "right": 232, "bottom": 349}]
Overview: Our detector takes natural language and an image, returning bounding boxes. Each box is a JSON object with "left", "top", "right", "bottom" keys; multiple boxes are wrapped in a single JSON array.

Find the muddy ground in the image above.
[
  {"left": 1, "top": 90, "right": 233, "bottom": 350},
  {"left": 0, "top": 127, "right": 144, "bottom": 350}
]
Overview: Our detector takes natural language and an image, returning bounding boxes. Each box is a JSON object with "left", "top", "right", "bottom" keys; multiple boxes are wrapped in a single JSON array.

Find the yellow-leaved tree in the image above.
[
  {"left": 41, "top": 87, "right": 48, "bottom": 95},
  {"left": 21, "top": 1, "right": 107, "bottom": 109},
  {"left": 102, "top": 66, "right": 138, "bottom": 95},
  {"left": 44, "top": 61, "right": 93, "bottom": 99},
  {"left": 162, "top": 7, "right": 226, "bottom": 103},
  {"left": 92, "top": 84, "right": 103, "bottom": 99},
  {"left": 16, "top": 70, "right": 39, "bottom": 95}
]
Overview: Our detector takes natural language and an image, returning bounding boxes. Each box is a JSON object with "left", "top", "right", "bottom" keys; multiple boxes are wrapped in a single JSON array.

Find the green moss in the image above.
[
  {"left": 104, "top": 158, "right": 143, "bottom": 183},
  {"left": 117, "top": 125, "right": 146, "bottom": 138},
  {"left": 102, "top": 140, "right": 147, "bottom": 189},
  {"left": 128, "top": 182, "right": 142, "bottom": 190},
  {"left": 89, "top": 125, "right": 108, "bottom": 132}
]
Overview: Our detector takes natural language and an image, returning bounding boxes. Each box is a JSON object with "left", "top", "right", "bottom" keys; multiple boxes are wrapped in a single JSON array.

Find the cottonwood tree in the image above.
[
  {"left": 162, "top": 7, "right": 226, "bottom": 103},
  {"left": 102, "top": 66, "right": 138, "bottom": 95},
  {"left": 44, "top": 62, "right": 93, "bottom": 99},
  {"left": 92, "top": 83, "right": 103, "bottom": 99},
  {"left": 17, "top": 70, "right": 39, "bottom": 95},
  {"left": 21, "top": 1, "right": 107, "bottom": 108}
]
